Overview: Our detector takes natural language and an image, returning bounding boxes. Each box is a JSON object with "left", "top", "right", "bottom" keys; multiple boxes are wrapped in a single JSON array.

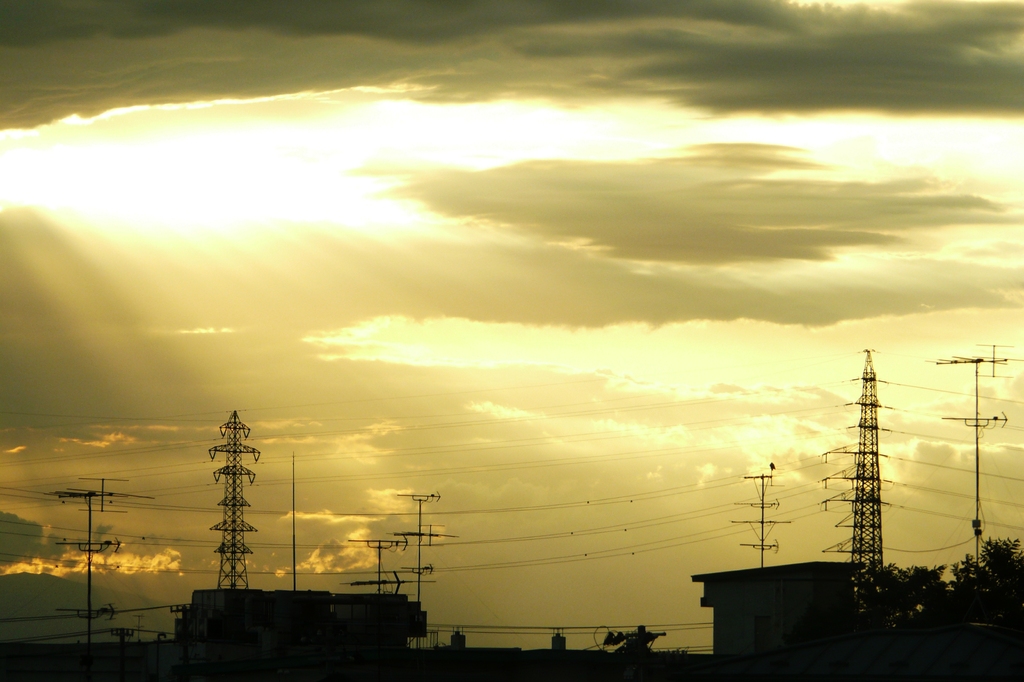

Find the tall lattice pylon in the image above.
[
  {"left": 824, "top": 350, "right": 883, "bottom": 572},
  {"left": 209, "top": 411, "right": 260, "bottom": 589}
]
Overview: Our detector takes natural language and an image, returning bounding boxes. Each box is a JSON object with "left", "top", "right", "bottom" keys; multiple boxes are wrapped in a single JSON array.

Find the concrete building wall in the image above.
[
  {"left": 0, "top": 642, "right": 167, "bottom": 682},
  {"left": 693, "top": 562, "right": 853, "bottom": 656}
]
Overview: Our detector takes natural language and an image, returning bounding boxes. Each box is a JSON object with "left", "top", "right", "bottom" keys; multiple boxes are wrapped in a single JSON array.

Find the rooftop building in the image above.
[{"left": 692, "top": 562, "right": 854, "bottom": 656}]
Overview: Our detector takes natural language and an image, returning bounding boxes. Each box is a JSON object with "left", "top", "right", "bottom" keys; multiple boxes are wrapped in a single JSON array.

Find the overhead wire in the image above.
[
  {"left": 882, "top": 380, "right": 1024, "bottom": 406},
  {"left": 884, "top": 538, "right": 973, "bottom": 554},
  {"left": 0, "top": 453, "right": 830, "bottom": 553},
  {"left": 5, "top": 363, "right": 1019, "bottom": 581},
  {"left": 0, "top": 406, "right": 847, "bottom": 502},
  {"left": 0, "top": 395, "right": 850, "bottom": 492},
  {"left": 0, "top": 457, "right": 834, "bottom": 576}
]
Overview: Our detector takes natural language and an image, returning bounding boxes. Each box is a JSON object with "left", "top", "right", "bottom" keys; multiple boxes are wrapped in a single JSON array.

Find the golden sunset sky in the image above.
[{"left": 3, "top": 0, "right": 1024, "bottom": 649}]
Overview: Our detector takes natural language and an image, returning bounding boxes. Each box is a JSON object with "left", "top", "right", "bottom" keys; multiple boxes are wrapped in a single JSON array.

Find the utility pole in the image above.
[
  {"left": 937, "top": 347, "right": 1010, "bottom": 567},
  {"left": 111, "top": 627, "right": 134, "bottom": 682},
  {"left": 49, "top": 481, "right": 150, "bottom": 682},
  {"left": 732, "top": 467, "right": 788, "bottom": 568},
  {"left": 824, "top": 350, "right": 885, "bottom": 572},
  {"left": 209, "top": 411, "right": 260, "bottom": 589}
]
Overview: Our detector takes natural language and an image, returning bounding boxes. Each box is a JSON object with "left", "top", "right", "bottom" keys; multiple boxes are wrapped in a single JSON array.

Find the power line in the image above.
[
  {"left": 882, "top": 380, "right": 1024, "bottom": 406},
  {"left": 890, "top": 503, "right": 1024, "bottom": 533},
  {"left": 0, "top": 393, "right": 849, "bottom": 476},
  {"left": 0, "top": 466, "right": 830, "bottom": 555},
  {"left": 0, "top": 485, "right": 828, "bottom": 578},
  {"left": 124, "top": 415, "right": 847, "bottom": 498},
  {"left": 431, "top": 504, "right": 824, "bottom": 573},
  {"left": 884, "top": 538, "right": 973, "bottom": 554}
]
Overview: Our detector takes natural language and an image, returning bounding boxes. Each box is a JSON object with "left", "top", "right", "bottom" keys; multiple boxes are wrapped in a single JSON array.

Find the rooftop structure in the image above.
[{"left": 693, "top": 562, "right": 854, "bottom": 656}]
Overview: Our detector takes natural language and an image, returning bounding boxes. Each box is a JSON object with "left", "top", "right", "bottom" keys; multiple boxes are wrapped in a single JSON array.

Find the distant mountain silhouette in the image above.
[{"left": 0, "top": 572, "right": 171, "bottom": 643}]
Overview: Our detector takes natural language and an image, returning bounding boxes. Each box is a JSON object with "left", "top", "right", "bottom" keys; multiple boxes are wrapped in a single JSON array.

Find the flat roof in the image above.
[{"left": 692, "top": 561, "right": 854, "bottom": 583}]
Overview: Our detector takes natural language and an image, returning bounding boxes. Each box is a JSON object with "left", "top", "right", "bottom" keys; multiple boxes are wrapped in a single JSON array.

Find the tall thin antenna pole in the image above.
[
  {"left": 416, "top": 500, "right": 423, "bottom": 600},
  {"left": 86, "top": 495, "right": 94, "bottom": 679},
  {"left": 292, "top": 452, "right": 297, "bottom": 592},
  {"left": 937, "top": 350, "right": 1010, "bottom": 565}
]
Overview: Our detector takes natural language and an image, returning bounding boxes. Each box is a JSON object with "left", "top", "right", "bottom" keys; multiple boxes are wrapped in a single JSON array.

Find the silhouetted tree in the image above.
[
  {"left": 948, "top": 538, "right": 1024, "bottom": 629},
  {"left": 788, "top": 537, "right": 1024, "bottom": 644},
  {"left": 857, "top": 563, "right": 949, "bottom": 629}
]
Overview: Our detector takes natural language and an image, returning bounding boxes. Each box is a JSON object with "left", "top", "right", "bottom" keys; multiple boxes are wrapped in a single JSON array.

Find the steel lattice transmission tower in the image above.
[
  {"left": 825, "top": 350, "right": 884, "bottom": 572},
  {"left": 209, "top": 411, "right": 260, "bottom": 589}
]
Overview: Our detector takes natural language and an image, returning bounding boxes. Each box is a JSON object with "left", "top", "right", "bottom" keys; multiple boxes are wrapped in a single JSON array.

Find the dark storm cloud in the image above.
[
  {"left": 393, "top": 146, "right": 1008, "bottom": 264},
  {"left": 2, "top": 207, "right": 1019, "bottom": 357},
  {"left": 4, "top": 1, "right": 1024, "bottom": 128},
  {"left": 0, "top": 511, "right": 60, "bottom": 560},
  {"left": 682, "top": 144, "right": 827, "bottom": 171},
  {"left": 0, "top": 204, "right": 1021, "bottom": 486},
  {"left": 322, "top": 230, "right": 1021, "bottom": 326},
  {"left": 0, "top": 1, "right": 779, "bottom": 47},
  {"left": 101, "top": 216, "right": 1024, "bottom": 329},
  {"left": 509, "top": 1, "right": 1024, "bottom": 114}
]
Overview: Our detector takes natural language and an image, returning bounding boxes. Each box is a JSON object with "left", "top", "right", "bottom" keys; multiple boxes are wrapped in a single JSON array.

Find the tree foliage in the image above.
[{"left": 789, "top": 538, "right": 1024, "bottom": 643}]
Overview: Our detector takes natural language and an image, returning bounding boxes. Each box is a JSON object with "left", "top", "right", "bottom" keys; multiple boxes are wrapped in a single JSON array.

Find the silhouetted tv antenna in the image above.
[
  {"left": 49, "top": 479, "right": 151, "bottom": 682},
  {"left": 393, "top": 493, "right": 453, "bottom": 603},
  {"left": 733, "top": 466, "right": 788, "bottom": 568},
  {"left": 937, "top": 346, "right": 1012, "bottom": 565},
  {"left": 348, "top": 538, "right": 408, "bottom": 594}
]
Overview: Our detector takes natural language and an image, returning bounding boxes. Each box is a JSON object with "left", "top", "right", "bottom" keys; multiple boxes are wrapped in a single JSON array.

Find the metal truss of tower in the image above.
[
  {"left": 209, "top": 411, "right": 260, "bottom": 589},
  {"left": 825, "top": 351, "right": 883, "bottom": 572},
  {"left": 850, "top": 351, "right": 883, "bottom": 571}
]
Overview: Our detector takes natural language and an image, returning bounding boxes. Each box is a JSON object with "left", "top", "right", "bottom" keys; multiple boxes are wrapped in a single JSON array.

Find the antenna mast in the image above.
[
  {"left": 394, "top": 493, "right": 450, "bottom": 603},
  {"left": 209, "top": 411, "right": 260, "bottom": 589},
  {"left": 732, "top": 468, "right": 788, "bottom": 568},
  {"left": 348, "top": 539, "right": 408, "bottom": 594},
  {"left": 937, "top": 346, "right": 1010, "bottom": 564}
]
